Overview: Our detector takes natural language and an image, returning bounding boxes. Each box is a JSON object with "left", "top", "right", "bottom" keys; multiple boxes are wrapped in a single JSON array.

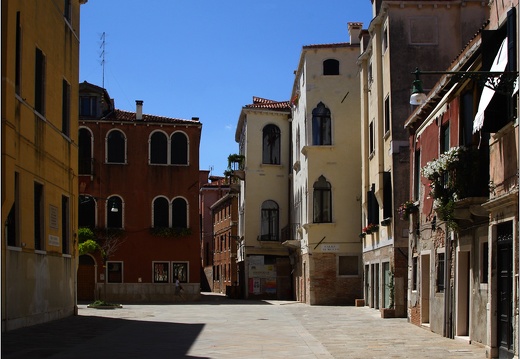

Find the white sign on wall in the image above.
[
  {"left": 48, "top": 235, "right": 60, "bottom": 247},
  {"left": 321, "top": 244, "right": 339, "bottom": 252}
]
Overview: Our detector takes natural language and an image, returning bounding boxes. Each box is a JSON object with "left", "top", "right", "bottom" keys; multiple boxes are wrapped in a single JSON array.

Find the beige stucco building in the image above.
[
  {"left": 358, "top": 0, "right": 488, "bottom": 318},
  {"left": 2, "top": 0, "right": 87, "bottom": 331},
  {"left": 234, "top": 97, "right": 293, "bottom": 299},
  {"left": 288, "top": 23, "right": 363, "bottom": 305}
]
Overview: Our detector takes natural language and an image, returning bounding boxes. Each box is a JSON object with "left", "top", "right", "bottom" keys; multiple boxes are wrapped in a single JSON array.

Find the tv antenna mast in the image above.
[{"left": 99, "top": 32, "right": 106, "bottom": 88}]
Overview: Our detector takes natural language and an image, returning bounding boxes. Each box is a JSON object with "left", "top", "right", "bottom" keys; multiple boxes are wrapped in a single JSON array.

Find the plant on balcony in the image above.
[
  {"left": 397, "top": 200, "right": 417, "bottom": 221},
  {"left": 362, "top": 223, "right": 379, "bottom": 235},
  {"left": 150, "top": 227, "right": 192, "bottom": 238},
  {"left": 421, "top": 146, "right": 480, "bottom": 230}
]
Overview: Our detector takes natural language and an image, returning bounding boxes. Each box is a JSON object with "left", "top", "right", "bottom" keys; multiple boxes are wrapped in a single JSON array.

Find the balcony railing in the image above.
[{"left": 281, "top": 223, "right": 300, "bottom": 242}]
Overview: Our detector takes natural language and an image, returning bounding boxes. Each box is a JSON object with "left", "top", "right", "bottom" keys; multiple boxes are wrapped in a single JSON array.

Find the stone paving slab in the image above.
[{"left": 1, "top": 293, "right": 487, "bottom": 358}]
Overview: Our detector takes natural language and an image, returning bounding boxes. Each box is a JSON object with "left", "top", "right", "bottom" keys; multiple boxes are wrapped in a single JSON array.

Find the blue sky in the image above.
[{"left": 80, "top": 1, "right": 373, "bottom": 176}]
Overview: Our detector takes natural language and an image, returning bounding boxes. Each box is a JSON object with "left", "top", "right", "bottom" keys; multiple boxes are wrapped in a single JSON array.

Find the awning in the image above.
[
  {"left": 415, "top": 83, "right": 459, "bottom": 139},
  {"left": 473, "top": 37, "right": 508, "bottom": 133}
]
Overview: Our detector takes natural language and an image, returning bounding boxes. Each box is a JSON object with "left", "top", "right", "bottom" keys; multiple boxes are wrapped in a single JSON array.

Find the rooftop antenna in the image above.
[{"left": 99, "top": 32, "right": 106, "bottom": 88}]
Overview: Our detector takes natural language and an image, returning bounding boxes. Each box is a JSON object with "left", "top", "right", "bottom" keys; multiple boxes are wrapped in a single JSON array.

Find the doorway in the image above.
[
  {"left": 456, "top": 250, "right": 470, "bottom": 337},
  {"left": 420, "top": 253, "right": 430, "bottom": 324},
  {"left": 497, "top": 222, "right": 514, "bottom": 359},
  {"left": 77, "top": 254, "right": 96, "bottom": 301}
]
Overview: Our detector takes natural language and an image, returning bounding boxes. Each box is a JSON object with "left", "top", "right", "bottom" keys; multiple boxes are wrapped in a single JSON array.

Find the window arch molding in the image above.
[
  {"left": 323, "top": 59, "right": 340, "bottom": 75},
  {"left": 106, "top": 194, "right": 124, "bottom": 229},
  {"left": 105, "top": 129, "right": 127, "bottom": 164},
  {"left": 152, "top": 195, "right": 170, "bottom": 228},
  {"left": 149, "top": 130, "right": 169, "bottom": 165},
  {"left": 313, "top": 175, "right": 332, "bottom": 223},
  {"left": 260, "top": 200, "right": 279, "bottom": 241},
  {"left": 79, "top": 126, "right": 94, "bottom": 175},
  {"left": 170, "top": 131, "right": 189, "bottom": 165},
  {"left": 312, "top": 102, "right": 332, "bottom": 146},
  {"left": 171, "top": 196, "right": 189, "bottom": 228},
  {"left": 262, "top": 124, "right": 281, "bottom": 165}
]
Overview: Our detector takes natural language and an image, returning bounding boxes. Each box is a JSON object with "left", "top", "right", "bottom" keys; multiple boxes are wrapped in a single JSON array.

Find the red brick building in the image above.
[
  {"left": 77, "top": 82, "right": 202, "bottom": 302},
  {"left": 199, "top": 174, "right": 229, "bottom": 291}
]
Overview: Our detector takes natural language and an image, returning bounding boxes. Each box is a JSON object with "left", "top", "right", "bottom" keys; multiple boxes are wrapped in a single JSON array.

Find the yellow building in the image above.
[{"left": 1, "top": 0, "right": 87, "bottom": 331}]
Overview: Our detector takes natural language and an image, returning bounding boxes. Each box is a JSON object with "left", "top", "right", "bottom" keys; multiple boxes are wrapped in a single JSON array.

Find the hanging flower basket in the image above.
[{"left": 398, "top": 200, "right": 417, "bottom": 221}]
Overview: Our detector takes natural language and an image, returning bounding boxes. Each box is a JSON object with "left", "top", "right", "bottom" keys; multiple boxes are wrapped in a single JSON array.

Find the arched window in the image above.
[
  {"left": 79, "top": 196, "right": 96, "bottom": 228},
  {"left": 313, "top": 176, "right": 332, "bottom": 223},
  {"left": 79, "top": 128, "right": 93, "bottom": 175},
  {"left": 153, "top": 197, "right": 169, "bottom": 227},
  {"left": 107, "top": 196, "right": 123, "bottom": 228},
  {"left": 323, "top": 59, "right": 339, "bottom": 75},
  {"left": 172, "top": 197, "right": 187, "bottom": 228},
  {"left": 171, "top": 132, "right": 188, "bottom": 165},
  {"left": 262, "top": 124, "right": 280, "bottom": 165},
  {"left": 150, "top": 131, "right": 168, "bottom": 164},
  {"left": 106, "top": 130, "right": 126, "bottom": 164},
  {"left": 312, "top": 102, "right": 331, "bottom": 145},
  {"left": 260, "top": 200, "right": 279, "bottom": 241}
]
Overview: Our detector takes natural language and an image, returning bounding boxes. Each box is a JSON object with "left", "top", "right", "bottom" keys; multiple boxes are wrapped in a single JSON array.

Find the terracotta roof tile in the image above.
[
  {"left": 102, "top": 109, "right": 200, "bottom": 125},
  {"left": 245, "top": 97, "right": 291, "bottom": 110}
]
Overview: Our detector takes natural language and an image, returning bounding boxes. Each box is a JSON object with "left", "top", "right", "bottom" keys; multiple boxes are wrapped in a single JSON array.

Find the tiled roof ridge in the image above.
[
  {"left": 245, "top": 97, "right": 291, "bottom": 110},
  {"left": 103, "top": 109, "right": 199, "bottom": 124}
]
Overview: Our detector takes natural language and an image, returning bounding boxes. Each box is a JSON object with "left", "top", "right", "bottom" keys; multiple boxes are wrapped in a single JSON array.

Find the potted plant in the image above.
[
  {"left": 363, "top": 223, "right": 379, "bottom": 235},
  {"left": 397, "top": 200, "right": 417, "bottom": 221}
]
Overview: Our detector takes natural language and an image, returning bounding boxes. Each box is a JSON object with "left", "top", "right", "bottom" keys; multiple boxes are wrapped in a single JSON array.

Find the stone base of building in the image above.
[{"left": 95, "top": 283, "right": 201, "bottom": 303}]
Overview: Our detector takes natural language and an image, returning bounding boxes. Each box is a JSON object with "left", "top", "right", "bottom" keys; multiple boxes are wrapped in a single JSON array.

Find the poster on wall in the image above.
[{"left": 248, "top": 255, "right": 277, "bottom": 295}]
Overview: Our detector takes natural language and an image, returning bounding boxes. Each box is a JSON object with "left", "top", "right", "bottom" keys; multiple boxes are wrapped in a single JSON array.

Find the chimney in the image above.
[
  {"left": 136, "top": 100, "right": 143, "bottom": 120},
  {"left": 348, "top": 22, "right": 363, "bottom": 45}
]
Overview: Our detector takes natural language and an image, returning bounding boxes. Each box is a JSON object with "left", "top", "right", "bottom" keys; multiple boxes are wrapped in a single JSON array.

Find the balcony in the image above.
[{"left": 281, "top": 223, "right": 300, "bottom": 242}]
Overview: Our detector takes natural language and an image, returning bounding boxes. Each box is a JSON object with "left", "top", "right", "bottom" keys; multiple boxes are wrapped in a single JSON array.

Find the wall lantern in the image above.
[
  {"left": 409, "top": 67, "right": 518, "bottom": 105},
  {"left": 80, "top": 194, "right": 119, "bottom": 212}
]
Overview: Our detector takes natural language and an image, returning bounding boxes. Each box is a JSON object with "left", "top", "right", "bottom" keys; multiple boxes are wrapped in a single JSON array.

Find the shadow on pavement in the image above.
[{"left": 2, "top": 315, "right": 207, "bottom": 359}]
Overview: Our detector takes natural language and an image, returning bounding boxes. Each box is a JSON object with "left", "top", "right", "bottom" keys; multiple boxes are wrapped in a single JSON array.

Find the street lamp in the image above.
[
  {"left": 409, "top": 67, "right": 518, "bottom": 105},
  {"left": 79, "top": 194, "right": 119, "bottom": 212}
]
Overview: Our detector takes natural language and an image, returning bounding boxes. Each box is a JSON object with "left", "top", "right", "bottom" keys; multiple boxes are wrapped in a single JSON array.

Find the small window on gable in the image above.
[{"left": 323, "top": 59, "right": 339, "bottom": 75}]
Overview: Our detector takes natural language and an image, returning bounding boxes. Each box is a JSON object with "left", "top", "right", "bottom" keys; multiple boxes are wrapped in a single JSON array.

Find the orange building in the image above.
[{"left": 77, "top": 82, "right": 202, "bottom": 302}]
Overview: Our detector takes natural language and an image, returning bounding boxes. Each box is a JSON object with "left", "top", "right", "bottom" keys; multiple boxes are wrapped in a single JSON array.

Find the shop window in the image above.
[
  {"left": 436, "top": 252, "right": 445, "bottom": 292},
  {"left": 172, "top": 262, "right": 188, "bottom": 283},
  {"left": 153, "top": 262, "right": 169, "bottom": 283}
]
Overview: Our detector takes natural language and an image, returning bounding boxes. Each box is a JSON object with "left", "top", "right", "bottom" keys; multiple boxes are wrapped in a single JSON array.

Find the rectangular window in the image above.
[
  {"left": 481, "top": 241, "right": 489, "bottom": 284},
  {"left": 34, "top": 48, "right": 45, "bottom": 115},
  {"left": 382, "top": 26, "right": 388, "bottom": 53},
  {"left": 339, "top": 255, "right": 359, "bottom": 276},
  {"left": 64, "top": 0, "right": 71, "bottom": 22},
  {"left": 34, "top": 182, "right": 44, "bottom": 250},
  {"left": 369, "top": 121, "right": 375, "bottom": 155},
  {"left": 440, "top": 122, "right": 450, "bottom": 154},
  {"left": 107, "top": 262, "right": 123, "bottom": 283},
  {"left": 414, "top": 150, "right": 421, "bottom": 201},
  {"left": 15, "top": 12, "right": 22, "bottom": 95},
  {"left": 412, "top": 256, "right": 418, "bottom": 291},
  {"left": 80, "top": 96, "right": 97, "bottom": 117},
  {"left": 384, "top": 96, "right": 390, "bottom": 135},
  {"left": 61, "top": 196, "right": 69, "bottom": 254},
  {"left": 7, "top": 173, "right": 19, "bottom": 247},
  {"left": 62, "top": 80, "right": 70, "bottom": 137},
  {"left": 153, "top": 262, "right": 169, "bottom": 283},
  {"left": 172, "top": 262, "right": 188, "bottom": 283},
  {"left": 436, "top": 252, "right": 445, "bottom": 292}
]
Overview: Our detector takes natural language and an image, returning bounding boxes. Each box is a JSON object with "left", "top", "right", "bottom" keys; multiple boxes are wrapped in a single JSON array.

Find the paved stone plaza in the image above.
[{"left": 2, "top": 293, "right": 487, "bottom": 358}]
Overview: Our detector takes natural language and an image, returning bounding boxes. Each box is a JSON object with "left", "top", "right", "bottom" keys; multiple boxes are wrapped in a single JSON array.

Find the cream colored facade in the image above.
[
  {"left": 288, "top": 24, "right": 363, "bottom": 305},
  {"left": 1, "top": 0, "right": 86, "bottom": 331},
  {"left": 358, "top": 0, "right": 488, "bottom": 317},
  {"left": 235, "top": 98, "right": 292, "bottom": 299}
]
